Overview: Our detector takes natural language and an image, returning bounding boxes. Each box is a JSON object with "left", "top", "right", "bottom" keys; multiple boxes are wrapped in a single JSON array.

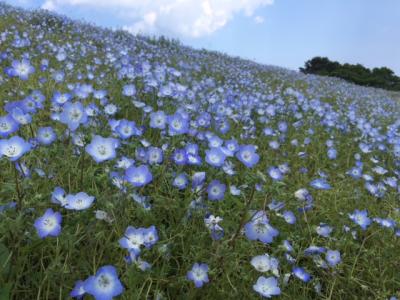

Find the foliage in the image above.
[{"left": 300, "top": 56, "right": 400, "bottom": 91}]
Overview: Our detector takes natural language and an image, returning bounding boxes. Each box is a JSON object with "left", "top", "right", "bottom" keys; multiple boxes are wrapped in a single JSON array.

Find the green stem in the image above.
[{"left": 14, "top": 163, "right": 23, "bottom": 210}]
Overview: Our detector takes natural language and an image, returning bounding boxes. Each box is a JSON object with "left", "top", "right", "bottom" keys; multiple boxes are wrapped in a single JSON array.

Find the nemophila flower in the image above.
[
  {"left": 51, "top": 186, "right": 67, "bottom": 206},
  {"left": 347, "top": 167, "right": 363, "bottom": 179},
  {"left": 253, "top": 276, "right": 281, "bottom": 298},
  {"left": 168, "top": 113, "right": 189, "bottom": 135},
  {"left": 124, "top": 251, "right": 151, "bottom": 271},
  {"left": 283, "top": 240, "right": 294, "bottom": 252},
  {"left": 172, "top": 149, "right": 188, "bottom": 165},
  {"left": 383, "top": 177, "right": 397, "bottom": 189},
  {"left": 7, "top": 59, "right": 35, "bottom": 80},
  {"left": 135, "top": 147, "right": 148, "bottom": 163},
  {"left": 173, "top": 173, "right": 188, "bottom": 190},
  {"left": 70, "top": 280, "right": 86, "bottom": 299},
  {"left": 267, "top": 167, "right": 284, "bottom": 181},
  {"left": 104, "top": 104, "right": 118, "bottom": 115},
  {"left": 268, "top": 200, "right": 285, "bottom": 212},
  {"left": 85, "top": 135, "right": 119, "bottom": 163},
  {"left": 143, "top": 225, "right": 159, "bottom": 248},
  {"left": 147, "top": 147, "right": 163, "bottom": 165},
  {"left": 115, "top": 119, "right": 136, "bottom": 139},
  {"left": 204, "top": 214, "right": 224, "bottom": 240},
  {"left": 51, "top": 92, "right": 72, "bottom": 105},
  {"left": 348, "top": 209, "right": 371, "bottom": 230},
  {"left": 192, "top": 172, "right": 206, "bottom": 189},
  {"left": 282, "top": 210, "right": 296, "bottom": 224},
  {"left": 84, "top": 265, "right": 124, "bottom": 300},
  {"left": 187, "top": 263, "right": 209, "bottom": 288},
  {"left": 251, "top": 254, "right": 279, "bottom": 275},
  {"left": 119, "top": 226, "right": 145, "bottom": 254},
  {"left": 304, "top": 246, "right": 326, "bottom": 256},
  {"left": 60, "top": 102, "right": 88, "bottom": 131},
  {"left": 65, "top": 192, "right": 95, "bottom": 210},
  {"left": 207, "top": 180, "right": 226, "bottom": 201},
  {"left": 11, "top": 107, "right": 32, "bottom": 125},
  {"left": 0, "top": 136, "right": 31, "bottom": 161},
  {"left": 244, "top": 211, "right": 279, "bottom": 244},
  {"left": 365, "top": 182, "right": 386, "bottom": 198},
  {"left": 293, "top": 267, "right": 311, "bottom": 282},
  {"left": 37, "top": 127, "right": 57, "bottom": 145},
  {"left": 327, "top": 148, "right": 337, "bottom": 160},
  {"left": 294, "top": 188, "right": 312, "bottom": 201},
  {"left": 310, "top": 178, "right": 332, "bottom": 190},
  {"left": 122, "top": 84, "right": 136, "bottom": 96},
  {"left": 230, "top": 185, "right": 241, "bottom": 196},
  {"left": 131, "top": 193, "right": 151, "bottom": 210},
  {"left": 0, "top": 114, "right": 19, "bottom": 137},
  {"left": 205, "top": 147, "right": 226, "bottom": 167},
  {"left": 115, "top": 156, "right": 135, "bottom": 169},
  {"left": 316, "top": 224, "right": 333, "bottom": 238},
  {"left": 269, "top": 140, "right": 280, "bottom": 150},
  {"left": 326, "top": 250, "right": 341, "bottom": 267},
  {"left": 149, "top": 111, "right": 167, "bottom": 129},
  {"left": 373, "top": 217, "right": 396, "bottom": 228},
  {"left": 125, "top": 165, "right": 153, "bottom": 187},
  {"left": 34, "top": 208, "right": 62, "bottom": 238},
  {"left": 236, "top": 145, "right": 259, "bottom": 168},
  {"left": 15, "top": 161, "right": 30, "bottom": 177}
]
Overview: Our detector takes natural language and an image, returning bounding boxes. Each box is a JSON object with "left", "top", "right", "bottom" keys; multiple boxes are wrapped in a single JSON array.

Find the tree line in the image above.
[{"left": 300, "top": 57, "right": 400, "bottom": 91}]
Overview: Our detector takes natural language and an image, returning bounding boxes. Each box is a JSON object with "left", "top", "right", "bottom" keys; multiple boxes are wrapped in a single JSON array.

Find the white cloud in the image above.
[
  {"left": 41, "top": 0, "right": 273, "bottom": 37},
  {"left": 254, "top": 15, "right": 265, "bottom": 24}
]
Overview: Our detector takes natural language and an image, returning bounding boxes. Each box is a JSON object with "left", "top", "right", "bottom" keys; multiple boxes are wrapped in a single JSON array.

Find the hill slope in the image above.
[{"left": 0, "top": 2, "right": 399, "bottom": 299}]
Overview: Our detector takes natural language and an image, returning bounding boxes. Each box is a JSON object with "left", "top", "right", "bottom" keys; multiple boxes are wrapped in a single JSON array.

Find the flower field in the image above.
[{"left": 0, "top": 3, "right": 399, "bottom": 299}]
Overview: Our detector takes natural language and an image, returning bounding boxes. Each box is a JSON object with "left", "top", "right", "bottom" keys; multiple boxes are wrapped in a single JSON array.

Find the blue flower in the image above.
[
  {"left": 143, "top": 225, "right": 159, "bottom": 248},
  {"left": 0, "top": 136, "right": 31, "bottom": 161},
  {"left": 8, "top": 59, "right": 35, "bottom": 80},
  {"left": 0, "top": 114, "right": 19, "bottom": 137},
  {"left": 51, "top": 186, "right": 67, "bottom": 206},
  {"left": 34, "top": 208, "right": 62, "bottom": 239},
  {"left": 282, "top": 210, "right": 296, "bottom": 224},
  {"left": 37, "top": 127, "right": 57, "bottom": 145},
  {"left": 115, "top": 119, "right": 137, "bottom": 139},
  {"left": 207, "top": 180, "right": 226, "bottom": 201},
  {"left": 236, "top": 145, "right": 260, "bottom": 168},
  {"left": 70, "top": 280, "right": 86, "bottom": 299},
  {"left": 60, "top": 102, "right": 88, "bottom": 131},
  {"left": 250, "top": 254, "right": 279, "bottom": 274},
  {"left": 173, "top": 173, "right": 189, "bottom": 190},
  {"left": 316, "top": 223, "right": 333, "bottom": 237},
  {"left": 348, "top": 209, "right": 371, "bottom": 230},
  {"left": 293, "top": 267, "right": 311, "bottom": 282},
  {"left": 187, "top": 263, "right": 209, "bottom": 288},
  {"left": 267, "top": 167, "right": 284, "bottom": 181},
  {"left": 326, "top": 249, "right": 341, "bottom": 267},
  {"left": 86, "top": 135, "right": 119, "bottom": 163},
  {"left": 125, "top": 165, "right": 153, "bottom": 187},
  {"left": 122, "top": 84, "right": 136, "bottom": 96},
  {"left": 168, "top": 113, "right": 189, "bottom": 135},
  {"left": 244, "top": 212, "right": 279, "bottom": 244},
  {"left": 149, "top": 111, "right": 167, "bottom": 129},
  {"left": 147, "top": 147, "right": 163, "bottom": 165},
  {"left": 310, "top": 178, "right": 332, "bottom": 190},
  {"left": 253, "top": 276, "right": 281, "bottom": 298},
  {"left": 205, "top": 147, "right": 226, "bottom": 167},
  {"left": 119, "top": 226, "right": 145, "bottom": 255},
  {"left": 65, "top": 192, "right": 95, "bottom": 210},
  {"left": 84, "top": 265, "right": 124, "bottom": 300}
]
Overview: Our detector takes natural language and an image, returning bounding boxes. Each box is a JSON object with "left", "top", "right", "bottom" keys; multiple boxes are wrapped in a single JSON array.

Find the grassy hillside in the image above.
[{"left": 0, "top": 2, "right": 399, "bottom": 299}]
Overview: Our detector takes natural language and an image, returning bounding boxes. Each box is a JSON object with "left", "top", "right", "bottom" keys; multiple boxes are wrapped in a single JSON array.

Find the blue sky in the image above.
[{"left": 6, "top": 0, "right": 400, "bottom": 74}]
